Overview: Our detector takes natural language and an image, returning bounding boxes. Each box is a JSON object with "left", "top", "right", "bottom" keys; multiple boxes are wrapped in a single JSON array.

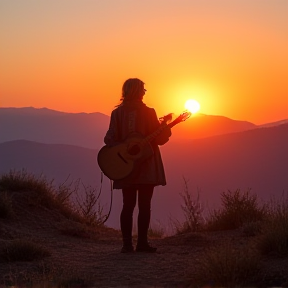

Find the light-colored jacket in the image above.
[{"left": 104, "top": 101, "right": 171, "bottom": 189}]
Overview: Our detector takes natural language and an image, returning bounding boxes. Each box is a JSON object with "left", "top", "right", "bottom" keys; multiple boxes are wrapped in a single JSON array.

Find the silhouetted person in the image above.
[{"left": 104, "top": 78, "right": 171, "bottom": 253}]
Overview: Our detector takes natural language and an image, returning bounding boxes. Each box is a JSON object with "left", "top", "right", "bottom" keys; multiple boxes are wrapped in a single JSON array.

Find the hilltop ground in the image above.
[{"left": 0, "top": 189, "right": 288, "bottom": 287}]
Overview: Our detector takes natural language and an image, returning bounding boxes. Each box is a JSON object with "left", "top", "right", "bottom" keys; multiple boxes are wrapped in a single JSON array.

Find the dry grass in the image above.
[
  {"left": 206, "top": 189, "right": 266, "bottom": 231},
  {"left": 258, "top": 193, "right": 288, "bottom": 256},
  {"left": 0, "top": 239, "right": 51, "bottom": 262},
  {"left": 195, "top": 242, "right": 261, "bottom": 286},
  {"left": 0, "top": 169, "right": 104, "bottom": 227}
]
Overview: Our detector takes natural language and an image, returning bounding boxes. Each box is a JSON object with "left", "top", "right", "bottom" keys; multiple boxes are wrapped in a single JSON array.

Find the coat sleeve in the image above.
[{"left": 149, "top": 109, "right": 171, "bottom": 146}]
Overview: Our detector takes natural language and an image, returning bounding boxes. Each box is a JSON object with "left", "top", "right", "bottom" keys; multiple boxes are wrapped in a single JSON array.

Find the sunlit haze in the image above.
[{"left": 1, "top": 0, "right": 287, "bottom": 124}]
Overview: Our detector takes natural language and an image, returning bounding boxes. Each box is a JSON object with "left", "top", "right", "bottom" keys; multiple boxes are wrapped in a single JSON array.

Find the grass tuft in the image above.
[
  {"left": 0, "top": 170, "right": 106, "bottom": 227},
  {"left": 195, "top": 242, "right": 261, "bottom": 286},
  {"left": 75, "top": 183, "right": 106, "bottom": 226},
  {"left": 0, "top": 169, "right": 53, "bottom": 194},
  {"left": 173, "top": 178, "right": 205, "bottom": 234},
  {"left": 0, "top": 239, "right": 51, "bottom": 262},
  {"left": 258, "top": 193, "right": 288, "bottom": 256},
  {"left": 148, "top": 221, "right": 165, "bottom": 239}
]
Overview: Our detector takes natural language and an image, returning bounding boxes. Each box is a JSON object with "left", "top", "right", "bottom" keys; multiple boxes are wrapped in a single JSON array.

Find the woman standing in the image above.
[{"left": 104, "top": 78, "right": 171, "bottom": 253}]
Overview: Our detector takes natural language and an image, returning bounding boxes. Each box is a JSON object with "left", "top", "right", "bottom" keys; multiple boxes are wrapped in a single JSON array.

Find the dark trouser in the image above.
[{"left": 120, "top": 185, "right": 154, "bottom": 246}]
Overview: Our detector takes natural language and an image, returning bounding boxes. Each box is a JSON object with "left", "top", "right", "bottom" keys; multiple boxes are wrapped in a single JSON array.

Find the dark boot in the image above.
[
  {"left": 136, "top": 209, "right": 156, "bottom": 253},
  {"left": 121, "top": 237, "right": 134, "bottom": 253},
  {"left": 120, "top": 205, "right": 134, "bottom": 253},
  {"left": 136, "top": 242, "right": 157, "bottom": 253}
]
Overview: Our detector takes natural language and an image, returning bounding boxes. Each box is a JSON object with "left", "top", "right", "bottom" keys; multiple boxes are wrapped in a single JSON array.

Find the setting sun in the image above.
[{"left": 184, "top": 99, "right": 200, "bottom": 114}]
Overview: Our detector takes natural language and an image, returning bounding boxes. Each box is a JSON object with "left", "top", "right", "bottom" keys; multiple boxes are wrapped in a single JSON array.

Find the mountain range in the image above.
[
  {"left": 0, "top": 107, "right": 287, "bottom": 232},
  {"left": 0, "top": 107, "right": 260, "bottom": 149}
]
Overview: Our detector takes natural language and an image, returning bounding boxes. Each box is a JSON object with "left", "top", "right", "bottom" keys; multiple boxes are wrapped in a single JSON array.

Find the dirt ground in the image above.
[{"left": 0, "top": 190, "right": 287, "bottom": 287}]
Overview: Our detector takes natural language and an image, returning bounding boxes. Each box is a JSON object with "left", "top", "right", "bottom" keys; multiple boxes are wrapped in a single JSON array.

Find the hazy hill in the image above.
[
  {"left": 160, "top": 123, "right": 288, "bottom": 221},
  {"left": 258, "top": 119, "right": 288, "bottom": 128},
  {"left": 171, "top": 113, "right": 257, "bottom": 139},
  {"left": 0, "top": 107, "right": 257, "bottom": 149},
  {"left": 0, "top": 140, "right": 99, "bottom": 186},
  {"left": 1, "top": 123, "right": 287, "bottom": 230},
  {"left": 0, "top": 107, "right": 109, "bottom": 149}
]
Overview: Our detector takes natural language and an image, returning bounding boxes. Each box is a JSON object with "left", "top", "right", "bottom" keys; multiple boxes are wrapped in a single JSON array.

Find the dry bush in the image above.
[
  {"left": 174, "top": 178, "right": 205, "bottom": 234},
  {"left": 0, "top": 239, "right": 50, "bottom": 262},
  {"left": 259, "top": 193, "right": 288, "bottom": 256},
  {"left": 75, "top": 183, "right": 106, "bottom": 226},
  {"left": 207, "top": 189, "right": 266, "bottom": 231},
  {"left": 0, "top": 169, "right": 53, "bottom": 195},
  {"left": 195, "top": 242, "right": 261, "bottom": 287},
  {"left": 0, "top": 170, "right": 106, "bottom": 227}
]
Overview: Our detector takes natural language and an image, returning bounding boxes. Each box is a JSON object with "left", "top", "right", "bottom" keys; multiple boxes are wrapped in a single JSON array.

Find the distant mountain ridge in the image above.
[
  {"left": 0, "top": 107, "right": 275, "bottom": 149},
  {"left": 0, "top": 107, "right": 109, "bottom": 149},
  {"left": 172, "top": 113, "right": 257, "bottom": 139},
  {"left": 258, "top": 119, "right": 288, "bottom": 128}
]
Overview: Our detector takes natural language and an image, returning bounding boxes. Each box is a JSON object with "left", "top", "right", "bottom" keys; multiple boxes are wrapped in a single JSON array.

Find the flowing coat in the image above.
[{"left": 104, "top": 101, "right": 171, "bottom": 189}]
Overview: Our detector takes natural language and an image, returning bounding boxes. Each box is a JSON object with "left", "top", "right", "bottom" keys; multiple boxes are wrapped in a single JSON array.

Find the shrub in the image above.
[
  {"left": 259, "top": 193, "right": 288, "bottom": 256},
  {"left": 1, "top": 239, "right": 51, "bottom": 262},
  {"left": 207, "top": 189, "right": 266, "bottom": 231},
  {"left": 175, "top": 178, "right": 205, "bottom": 234},
  {"left": 195, "top": 243, "right": 261, "bottom": 286},
  {"left": 0, "top": 169, "right": 53, "bottom": 195},
  {"left": 0, "top": 170, "right": 108, "bottom": 229},
  {"left": 75, "top": 183, "right": 106, "bottom": 226}
]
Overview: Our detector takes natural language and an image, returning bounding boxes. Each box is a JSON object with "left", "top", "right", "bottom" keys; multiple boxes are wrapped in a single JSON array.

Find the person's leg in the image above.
[
  {"left": 120, "top": 187, "right": 137, "bottom": 252},
  {"left": 136, "top": 185, "right": 156, "bottom": 252}
]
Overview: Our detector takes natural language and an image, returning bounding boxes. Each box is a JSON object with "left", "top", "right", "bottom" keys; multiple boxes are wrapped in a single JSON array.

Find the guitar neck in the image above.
[{"left": 143, "top": 119, "right": 180, "bottom": 144}]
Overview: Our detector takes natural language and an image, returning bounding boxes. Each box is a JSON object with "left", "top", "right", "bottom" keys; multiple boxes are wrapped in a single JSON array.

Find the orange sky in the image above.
[{"left": 1, "top": 0, "right": 287, "bottom": 124}]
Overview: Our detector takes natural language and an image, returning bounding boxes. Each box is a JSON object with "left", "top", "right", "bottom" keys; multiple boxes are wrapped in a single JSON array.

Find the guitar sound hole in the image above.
[{"left": 128, "top": 144, "right": 140, "bottom": 155}]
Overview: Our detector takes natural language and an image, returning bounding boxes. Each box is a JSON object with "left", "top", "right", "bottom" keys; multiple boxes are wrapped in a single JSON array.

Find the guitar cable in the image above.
[{"left": 98, "top": 171, "right": 113, "bottom": 225}]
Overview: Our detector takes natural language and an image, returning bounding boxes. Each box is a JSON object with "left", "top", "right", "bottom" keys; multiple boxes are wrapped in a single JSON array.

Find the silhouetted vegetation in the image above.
[
  {"left": 177, "top": 183, "right": 288, "bottom": 286},
  {"left": 172, "top": 178, "right": 205, "bottom": 234},
  {"left": 207, "top": 189, "right": 266, "bottom": 231},
  {"left": 258, "top": 193, "right": 288, "bottom": 256},
  {"left": 195, "top": 242, "right": 261, "bottom": 286},
  {"left": 0, "top": 239, "right": 50, "bottom": 262},
  {"left": 75, "top": 183, "right": 106, "bottom": 226},
  {"left": 0, "top": 169, "right": 105, "bottom": 227}
]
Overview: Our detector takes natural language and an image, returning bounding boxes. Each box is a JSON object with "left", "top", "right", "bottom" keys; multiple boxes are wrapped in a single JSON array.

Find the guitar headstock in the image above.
[
  {"left": 174, "top": 111, "right": 191, "bottom": 124},
  {"left": 159, "top": 111, "right": 191, "bottom": 127}
]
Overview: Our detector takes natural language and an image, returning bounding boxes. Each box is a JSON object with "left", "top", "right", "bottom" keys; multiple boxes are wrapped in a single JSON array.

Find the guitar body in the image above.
[
  {"left": 97, "top": 111, "right": 191, "bottom": 181},
  {"left": 97, "top": 133, "right": 154, "bottom": 180}
]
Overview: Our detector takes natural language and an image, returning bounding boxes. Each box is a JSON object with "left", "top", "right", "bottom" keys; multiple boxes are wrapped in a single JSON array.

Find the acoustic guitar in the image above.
[{"left": 97, "top": 111, "right": 191, "bottom": 180}]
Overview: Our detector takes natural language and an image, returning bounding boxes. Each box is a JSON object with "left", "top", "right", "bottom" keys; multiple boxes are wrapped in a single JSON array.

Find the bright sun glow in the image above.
[{"left": 185, "top": 99, "right": 200, "bottom": 113}]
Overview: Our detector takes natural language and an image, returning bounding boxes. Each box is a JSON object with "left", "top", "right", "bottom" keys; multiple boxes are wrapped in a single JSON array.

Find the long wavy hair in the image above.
[{"left": 118, "top": 78, "right": 145, "bottom": 105}]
